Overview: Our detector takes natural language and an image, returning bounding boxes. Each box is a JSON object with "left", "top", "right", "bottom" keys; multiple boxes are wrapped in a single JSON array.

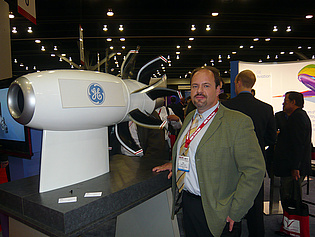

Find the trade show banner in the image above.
[{"left": 231, "top": 60, "right": 315, "bottom": 144}]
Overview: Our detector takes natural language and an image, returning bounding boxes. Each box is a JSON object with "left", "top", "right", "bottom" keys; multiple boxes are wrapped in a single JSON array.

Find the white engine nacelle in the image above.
[{"left": 8, "top": 70, "right": 155, "bottom": 131}]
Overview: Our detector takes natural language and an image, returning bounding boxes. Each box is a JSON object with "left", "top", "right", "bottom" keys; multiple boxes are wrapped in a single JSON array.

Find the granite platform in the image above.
[{"left": 0, "top": 155, "right": 171, "bottom": 236}]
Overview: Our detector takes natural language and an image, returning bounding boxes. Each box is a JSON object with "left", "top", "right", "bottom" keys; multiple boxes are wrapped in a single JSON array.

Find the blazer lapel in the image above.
[{"left": 197, "top": 105, "right": 224, "bottom": 152}]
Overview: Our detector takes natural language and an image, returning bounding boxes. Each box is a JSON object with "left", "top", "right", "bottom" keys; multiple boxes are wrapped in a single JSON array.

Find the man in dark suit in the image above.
[
  {"left": 274, "top": 91, "right": 312, "bottom": 206},
  {"left": 222, "top": 70, "right": 277, "bottom": 237}
]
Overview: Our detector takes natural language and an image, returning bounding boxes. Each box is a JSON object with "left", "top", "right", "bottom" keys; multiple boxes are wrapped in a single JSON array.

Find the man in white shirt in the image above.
[{"left": 153, "top": 66, "right": 265, "bottom": 237}]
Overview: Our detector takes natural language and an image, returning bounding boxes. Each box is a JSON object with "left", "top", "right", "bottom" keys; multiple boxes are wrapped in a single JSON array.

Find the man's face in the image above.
[
  {"left": 191, "top": 69, "right": 220, "bottom": 113},
  {"left": 283, "top": 94, "right": 294, "bottom": 114}
]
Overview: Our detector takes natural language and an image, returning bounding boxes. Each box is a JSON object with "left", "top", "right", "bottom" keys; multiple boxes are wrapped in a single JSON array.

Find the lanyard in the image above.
[{"left": 184, "top": 105, "right": 219, "bottom": 149}]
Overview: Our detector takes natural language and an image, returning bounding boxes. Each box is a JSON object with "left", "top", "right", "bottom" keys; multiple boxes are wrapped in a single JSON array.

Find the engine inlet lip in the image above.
[{"left": 7, "top": 77, "right": 35, "bottom": 125}]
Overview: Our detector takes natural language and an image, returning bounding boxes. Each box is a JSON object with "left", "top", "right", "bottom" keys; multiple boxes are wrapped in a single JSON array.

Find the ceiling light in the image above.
[
  {"left": 107, "top": 38, "right": 112, "bottom": 42},
  {"left": 289, "top": 51, "right": 294, "bottom": 54},
  {"left": 176, "top": 55, "right": 180, "bottom": 60},
  {"left": 20, "top": 63, "right": 24, "bottom": 67},
  {"left": 206, "top": 25, "right": 211, "bottom": 31},
  {"left": 107, "top": 9, "right": 114, "bottom": 17},
  {"left": 218, "top": 55, "right": 221, "bottom": 59},
  {"left": 69, "top": 57, "right": 72, "bottom": 61},
  {"left": 306, "top": 15, "right": 313, "bottom": 19},
  {"left": 59, "top": 58, "right": 62, "bottom": 62},
  {"left": 267, "top": 55, "right": 270, "bottom": 59},
  {"left": 227, "top": 55, "right": 230, "bottom": 59},
  {"left": 218, "top": 59, "right": 222, "bottom": 63},
  {"left": 239, "top": 45, "right": 244, "bottom": 49},
  {"left": 51, "top": 54, "right": 56, "bottom": 57},
  {"left": 280, "top": 51, "right": 285, "bottom": 54},
  {"left": 103, "top": 25, "right": 108, "bottom": 31},
  {"left": 9, "top": 12, "right": 14, "bottom": 19},
  {"left": 117, "top": 52, "right": 121, "bottom": 55},
  {"left": 26, "top": 66, "right": 29, "bottom": 70},
  {"left": 122, "top": 46, "right": 125, "bottom": 49},
  {"left": 14, "top": 59, "right": 17, "bottom": 63},
  {"left": 273, "top": 26, "right": 278, "bottom": 32},
  {"left": 188, "top": 45, "right": 192, "bottom": 49},
  {"left": 212, "top": 12, "right": 219, "bottom": 17},
  {"left": 35, "top": 39, "right": 41, "bottom": 43},
  {"left": 27, "top": 27, "right": 33, "bottom": 33},
  {"left": 191, "top": 25, "right": 196, "bottom": 31},
  {"left": 119, "top": 25, "right": 124, "bottom": 31},
  {"left": 176, "top": 51, "right": 180, "bottom": 54},
  {"left": 313, "top": 55, "right": 315, "bottom": 59},
  {"left": 54, "top": 46, "right": 58, "bottom": 51},
  {"left": 253, "top": 38, "right": 259, "bottom": 41},
  {"left": 110, "top": 46, "right": 114, "bottom": 50},
  {"left": 176, "top": 45, "right": 180, "bottom": 49},
  {"left": 33, "top": 66, "right": 36, "bottom": 70},
  {"left": 265, "top": 38, "right": 271, "bottom": 41},
  {"left": 232, "top": 51, "right": 237, "bottom": 54},
  {"left": 250, "top": 45, "right": 254, "bottom": 49},
  {"left": 258, "top": 59, "right": 262, "bottom": 63},
  {"left": 120, "top": 38, "right": 125, "bottom": 41},
  {"left": 12, "top": 27, "right": 17, "bottom": 33},
  {"left": 189, "top": 37, "right": 194, "bottom": 41},
  {"left": 61, "top": 54, "right": 66, "bottom": 57},
  {"left": 275, "top": 55, "right": 278, "bottom": 59},
  {"left": 41, "top": 46, "right": 45, "bottom": 51},
  {"left": 308, "top": 46, "right": 312, "bottom": 49},
  {"left": 286, "top": 26, "right": 291, "bottom": 32}
]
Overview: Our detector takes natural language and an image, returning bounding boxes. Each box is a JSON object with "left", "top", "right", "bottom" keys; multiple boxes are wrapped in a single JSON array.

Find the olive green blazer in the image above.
[{"left": 171, "top": 104, "right": 265, "bottom": 237}]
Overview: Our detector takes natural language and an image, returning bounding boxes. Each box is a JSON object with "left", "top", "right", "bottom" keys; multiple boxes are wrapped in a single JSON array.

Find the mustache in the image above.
[{"left": 194, "top": 93, "right": 206, "bottom": 97}]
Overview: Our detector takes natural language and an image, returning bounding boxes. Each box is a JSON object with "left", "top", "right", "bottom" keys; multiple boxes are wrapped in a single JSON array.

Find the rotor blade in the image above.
[
  {"left": 121, "top": 47, "right": 140, "bottom": 79},
  {"left": 115, "top": 122, "right": 143, "bottom": 156},
  {"left": 90, "top": 52, "right": 116, "bottom": 71},
  {"left": 136, "top": 56, "right": 168, "bottom": 85},
  {"left": 129, "top": 109, "right": 167, "bottom": 129}
]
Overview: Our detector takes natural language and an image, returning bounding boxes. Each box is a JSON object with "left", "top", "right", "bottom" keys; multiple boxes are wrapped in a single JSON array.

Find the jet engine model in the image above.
[{"left": 7, "top": 55, "right": 177, "bottom": 193}]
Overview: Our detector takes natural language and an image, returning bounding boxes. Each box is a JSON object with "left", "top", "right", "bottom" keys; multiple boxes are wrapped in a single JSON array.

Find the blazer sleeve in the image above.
[{"left": 229, "top": 116, "right": 266, "bottom": 221}]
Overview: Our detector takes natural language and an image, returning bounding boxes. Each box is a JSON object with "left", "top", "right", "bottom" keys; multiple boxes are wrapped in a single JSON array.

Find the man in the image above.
[
  {"left": 153, "top": 66, "right": 265, "bottom": 237},
  {"left": 168, "top": 96, "right": 185, "bottom": 122},
  {"left": 274, "top": 91, "right": 312, "bottom": 206},
  {"left": 222, "top": 70, "right": 277, "bottom": 237},
  {"left": 116, "top": 111, "right": 169, "bottom": 160}
]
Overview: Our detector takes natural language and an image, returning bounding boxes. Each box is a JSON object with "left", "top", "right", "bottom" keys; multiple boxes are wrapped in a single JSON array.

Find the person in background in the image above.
[
  {"left": 168, "top": 96, "right": 185, "bottom": 122},
  {"left": 153, "top": 66, "right": 265, "bottom": 237},
  {"left": 222, "top": 70, "right": 276, "bottom": 237},
  {"left": 273, "top": 91, "right": 312, "bottom": 208}
]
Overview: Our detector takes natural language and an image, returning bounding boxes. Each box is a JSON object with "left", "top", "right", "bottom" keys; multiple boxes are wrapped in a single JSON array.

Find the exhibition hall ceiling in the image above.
[{"left": 6, "top": 0, "right": 315, "bottom": 82}]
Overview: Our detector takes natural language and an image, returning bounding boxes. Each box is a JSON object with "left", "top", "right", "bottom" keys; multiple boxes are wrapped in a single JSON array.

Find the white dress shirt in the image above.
[{"left": 176, "top": 102, "right": 220, "bottom": 196}]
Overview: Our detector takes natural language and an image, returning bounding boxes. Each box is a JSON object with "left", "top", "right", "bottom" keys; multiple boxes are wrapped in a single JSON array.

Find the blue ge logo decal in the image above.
[{"left": 87, "top": 83, "right": 105, "bottom": 105}]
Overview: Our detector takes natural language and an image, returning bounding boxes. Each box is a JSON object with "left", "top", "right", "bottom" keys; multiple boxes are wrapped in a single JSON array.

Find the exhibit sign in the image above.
[{"left": 231, "top": 60, "right": 315, "bottom": 144}]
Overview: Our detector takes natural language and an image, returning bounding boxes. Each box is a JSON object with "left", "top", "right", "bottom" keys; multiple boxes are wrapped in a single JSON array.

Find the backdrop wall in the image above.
[{"left": 231, "top": 60, "right": 315, "bottom": 144}]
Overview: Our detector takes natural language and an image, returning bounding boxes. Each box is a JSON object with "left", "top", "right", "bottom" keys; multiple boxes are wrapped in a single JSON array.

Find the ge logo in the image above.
[{"left": 87, "top": 83, "right": 105, "bottom": 105}]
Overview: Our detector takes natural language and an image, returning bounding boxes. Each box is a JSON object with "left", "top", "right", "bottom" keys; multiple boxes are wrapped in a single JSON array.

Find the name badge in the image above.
[{"left": 178, "top": 155, "right": 190, "bottom": 172}]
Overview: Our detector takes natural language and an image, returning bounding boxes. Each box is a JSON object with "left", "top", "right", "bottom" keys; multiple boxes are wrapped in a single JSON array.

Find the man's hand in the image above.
[
  {"left": 152, "top": 162, "right": 173, "bottom": 179},
  {"left": 291, "top": 169, "right": 300, "bottom": 181},
  {"left": 167, "top": 114, "right": 179, "bottom": 122},
  {"left": 226, "top": 216, "right": 235, "bottom": 232}
]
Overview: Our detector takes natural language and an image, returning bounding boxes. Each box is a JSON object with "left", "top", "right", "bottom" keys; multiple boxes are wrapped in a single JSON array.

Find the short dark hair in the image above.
[
  {"left": 190, "top": 66, "right": 221, "bottom": 88},
  {"left": 285, "top": 91, "right": 304, "bottom": 108}
]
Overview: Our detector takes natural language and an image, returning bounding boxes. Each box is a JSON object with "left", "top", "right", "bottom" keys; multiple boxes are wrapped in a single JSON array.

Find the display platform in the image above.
[{"left": 0, "top": 155, "right": 174, "bottom": 236}]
